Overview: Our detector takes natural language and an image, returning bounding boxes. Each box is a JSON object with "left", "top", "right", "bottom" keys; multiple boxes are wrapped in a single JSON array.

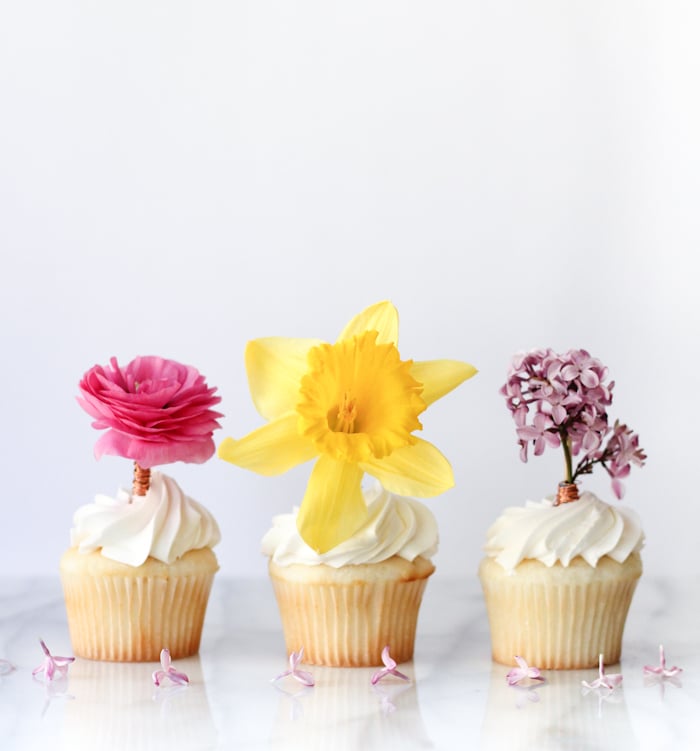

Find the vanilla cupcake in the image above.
[
  {"left": 479, "top": 492, "right": 643, "bottom": 669},
  {"left": 61, "top": 470, "right": 220, "bottom": 661},
  {"left": 482, "top": 348, "right": 647, "bottom": 669},
  {"left": 263, "top": 482, "right": 436, "bottom": 666},
  {"left": 64, "top": 355, "right": 223, "bottom": 662},
  {"left": 219, "top": 301, "right": 476, "bottom": 667}
]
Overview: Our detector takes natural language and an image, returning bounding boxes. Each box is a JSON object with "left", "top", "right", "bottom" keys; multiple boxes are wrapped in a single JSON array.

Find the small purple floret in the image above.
[
  {"left": 32, "top": 639, "right": 75, "bottom": 682},
  {"left": 370, "top": 646, "right": 410, "bottom": 686},
  {"left": 271, "top": 647, "right": 315, "bottom": 687},
  {"left": 502, "top": 348, "right": 646, "bottom": 497},
  {"left": 582, "top": 654, "right": 623, "bottom": 693},
  {"left": 644, "top": 645, "right": 683, "bottom": 678},
  {"left": 506, "top": 655, "right": 545, "bottom": 686},
  {"left": 152, "top": 648, "right": 189, "bottom": 687}
]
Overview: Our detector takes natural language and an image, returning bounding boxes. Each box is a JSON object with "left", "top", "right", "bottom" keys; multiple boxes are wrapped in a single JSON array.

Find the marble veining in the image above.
[{"left": 0, "top": 576, "right": 698, "bottom": 750}]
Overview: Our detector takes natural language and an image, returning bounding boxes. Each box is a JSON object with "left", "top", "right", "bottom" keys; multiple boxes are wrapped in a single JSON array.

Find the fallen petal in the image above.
[
  {"left": 644, "top": 645, "right": 683, "bottom": 678},
  {"left": 506, "top": 656, "right": 544, "bottom": 686},
  {"left": 168, "top": 669, "right": 190, "bottom": 686},
  {"left": 370, "top": 647, "right": 410, "bottom": 685},
  {"left": 152, "top": 649, "right": 189, "bottom": 687},
  {"left": 506, "top": 669, "right": 527, "bottom": 686},
  {"left": 371, "top": 668, "right": 390, "bottom": 686},
  {"left": 292, "top": 669, "right": 315, "bottom": 687},
  {"left": 272, "top": 648, "right": 315, "bottom": 687}
]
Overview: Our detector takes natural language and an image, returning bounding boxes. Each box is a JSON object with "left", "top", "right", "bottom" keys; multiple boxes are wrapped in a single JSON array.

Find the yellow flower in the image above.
[{"left": 218, "top": 301, "right": 477, "bottom": 553}]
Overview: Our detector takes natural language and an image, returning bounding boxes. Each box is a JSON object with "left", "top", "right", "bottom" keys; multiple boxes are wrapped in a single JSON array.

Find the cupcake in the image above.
[
  {"left": 61, "top": 356, "right": 223, "bottom": 662},
  {"left": 219, "top": 301, "right": 476, "bottom": 666},
  {"left": 479, "top": 348, "right": 646, "bottom": 669},
  {"left": 263, "top": 482, "right": 437, "bottom": 666}
]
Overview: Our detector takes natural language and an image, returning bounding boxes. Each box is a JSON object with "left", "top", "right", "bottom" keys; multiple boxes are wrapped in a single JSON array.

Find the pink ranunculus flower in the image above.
[{"left": 78, "top": 356, "right": 223, "bottom": 468}]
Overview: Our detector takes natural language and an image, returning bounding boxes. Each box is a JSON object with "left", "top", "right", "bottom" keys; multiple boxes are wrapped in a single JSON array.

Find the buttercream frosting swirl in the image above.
[
  {"left": 484, "top": 491, "right": 644, "bottom": 572},
  {"left": 261, "top": 482, "right": 438, "bottom": 567},
  {"left": 70, "top": 470, "right": 221, "bottom": 566}
]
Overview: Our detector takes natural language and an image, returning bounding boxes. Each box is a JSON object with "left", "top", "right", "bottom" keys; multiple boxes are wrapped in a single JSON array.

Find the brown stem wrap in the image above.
[
  {"left": 554, "top": 481, "right": 579, "bottom": 506},
  {"left": 132, "top": 462, "right": 151, "bottom": 496}
]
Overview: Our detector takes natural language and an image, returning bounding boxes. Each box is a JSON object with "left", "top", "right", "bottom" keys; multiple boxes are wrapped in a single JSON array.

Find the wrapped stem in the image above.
[{"left": 132, "top": 462, "right": 151, "bottom": 496}]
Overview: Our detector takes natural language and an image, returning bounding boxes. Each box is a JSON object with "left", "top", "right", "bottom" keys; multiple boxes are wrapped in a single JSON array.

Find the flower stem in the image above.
[
  {"left": 133, "top": 462, "right": 151, "bottom": 496},
  {"left": 561, "top": 432, "right": 573, "bottom": 484}
]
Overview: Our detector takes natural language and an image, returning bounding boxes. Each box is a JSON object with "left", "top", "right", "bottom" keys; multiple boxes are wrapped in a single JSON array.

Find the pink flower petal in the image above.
[
  {"left": 644, "top": 645, "right": 683, "bottom": 678},
  {"left": 78, "top": 356, "right": 223, "bottom": 467},
  {"left": 167, "top": 669, "right": 190, "bottom": 686},
  {"left": 32, "top": 640, "right": 75, "bottom": 683},
  {"left": 152, "top": 648, "right": 189, "bottom": 687},
  {"left": 272, "top": 648, "right": 315, "bottom": 687},
  {"left": 582, "top": 654, "right": 622, "bottom": 692},
  {"left": 506, "top": 655, "right": 544, "bottom": 686},
  {"left": 370, "top": 646, "right": 410, "bottom": 685}
]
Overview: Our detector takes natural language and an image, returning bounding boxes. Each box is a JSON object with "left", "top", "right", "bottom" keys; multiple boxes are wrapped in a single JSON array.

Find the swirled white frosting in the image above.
[
  {"left": 261, "top": 482, "right": 438, "bottom": 567},
  {"left": 484, "top": 491, "right": 644, "bottom": 572},
  {"left": 70, "top": 470, "right": 221, "bottom": 566}
]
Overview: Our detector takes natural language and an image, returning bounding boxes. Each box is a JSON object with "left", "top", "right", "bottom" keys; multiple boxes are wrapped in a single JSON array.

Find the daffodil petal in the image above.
[
  {"left": 245, "top": 337, "right": 323, "bottom": 420},
  {"left": 337, "top": 301, "right": 398, "bottom": 345},
  {"left": 217, "top": 414, "right": 317, "bottom": 476},
  {"left": 360, "top": 438, "right": 454, "bottom": 497},
  {"left": 296, "top": 455, "right": 366, "bottom": 553},
  {"left": 411, "top": 360, "right": 478, "bottom": 406}
]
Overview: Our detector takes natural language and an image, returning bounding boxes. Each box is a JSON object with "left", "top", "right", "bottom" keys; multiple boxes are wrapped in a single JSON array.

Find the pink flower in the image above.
[
  {"left": 582, "top": 654, "right": 623, "bottom": 693},
  {"left": 271, "top": 647, "right": 315, "bottom": 687},
  {"left": 152, "top": 648, "right": 189, "bottom": 687},
  {"left": 643, "top": 645, "right": 682, "bottom": 679},
  {"left": 32, "top": 640, "right": 74, "bottom": 682},
  {"left": 506, "top": 655, "right": 545, "bottom": 686},
  {"left": 78, "top": 356, "right": 223, "bottom": 468},
  {"left": 503, "top": 348, "right": 644, "bottom": 497},
  {"left": 370, "top": 646, "right": 410, "bottom": 685},
  {"left": 516, "top": 413, "right": 560, "bottom": 458},
  {"left": 604, "top": 422, "right": 647, "bottom": 499}
]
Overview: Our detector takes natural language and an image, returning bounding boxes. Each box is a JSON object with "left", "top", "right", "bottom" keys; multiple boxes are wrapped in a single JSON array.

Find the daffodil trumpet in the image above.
[{"left": 218, "top": 301, "right": 476, "bottom": 553}]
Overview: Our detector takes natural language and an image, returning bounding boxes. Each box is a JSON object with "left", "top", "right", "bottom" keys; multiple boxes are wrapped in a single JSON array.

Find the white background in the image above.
[{"left": 1, "top": 1, "right": 697, "bottom": 579}]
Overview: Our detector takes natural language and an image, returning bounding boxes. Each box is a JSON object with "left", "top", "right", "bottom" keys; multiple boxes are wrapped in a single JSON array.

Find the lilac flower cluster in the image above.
[{"left": 502, "top": 348, "right": 646, "bottom": 498}]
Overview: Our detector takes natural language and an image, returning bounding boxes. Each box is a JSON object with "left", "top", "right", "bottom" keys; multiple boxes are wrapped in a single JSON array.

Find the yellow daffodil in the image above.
[{"left": 218, "top": 301, "right": 477, "bottom": 553}]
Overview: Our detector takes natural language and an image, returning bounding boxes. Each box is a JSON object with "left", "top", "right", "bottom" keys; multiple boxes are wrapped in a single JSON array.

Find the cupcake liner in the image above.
[
  {"left": 60, "top": 548, "right": 217, "bottom": 662},
  {"left": 479, "top": 553, "right": 642, "bottom": 669},
  {"left": 269, "top": 557, "right": 434, "bottom": 667}
]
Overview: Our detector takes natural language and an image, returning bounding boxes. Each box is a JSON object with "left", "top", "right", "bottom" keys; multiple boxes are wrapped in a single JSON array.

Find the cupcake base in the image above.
[
  {"left": 478, "top": 553, "right": 642, "bottom": 669},
  {"left": 269, "top": 555, "right": 435, "bottom": 667},
  {"left": 60, "top": 547, "right": 218, "bottom": 662}
]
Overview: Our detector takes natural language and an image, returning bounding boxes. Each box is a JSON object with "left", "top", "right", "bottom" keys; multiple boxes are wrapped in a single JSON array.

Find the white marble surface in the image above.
[{"left": 1, "top": 575, "right": 698, "bottom": 750}]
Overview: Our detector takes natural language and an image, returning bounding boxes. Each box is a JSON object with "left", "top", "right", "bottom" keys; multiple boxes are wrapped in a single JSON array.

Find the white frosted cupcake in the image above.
[
  {"left": 65, "top": 355, "right": 224, "bottom": 662},
  {"left": 263, "top": 483, "right": 436, "bottom": 666},
  {"left": 479, "top": 492, "right": 643, "bottom": 669},
  {"left": 61, "top": 470, "right": 220, "bottom": 662},
  {"left": 218, "top": 301, "right": 476, "bottom": 666},
  {"left": 483, "top": 348, "right": 647, "bottom": 669}
]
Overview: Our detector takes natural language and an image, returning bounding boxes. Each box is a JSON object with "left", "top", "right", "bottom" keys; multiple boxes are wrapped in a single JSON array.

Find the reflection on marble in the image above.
[
  {"left": 268, "top": 664, "right": 431, "bottom": 751},
  {"left": 62, "top": 657, "right": 217, "bottom": 751},
  {"left": 481, "top": 663, "right": 637, "bottom": 750},
  {"left": 1, "top": 575, "right": 699, "bottom": 750}
]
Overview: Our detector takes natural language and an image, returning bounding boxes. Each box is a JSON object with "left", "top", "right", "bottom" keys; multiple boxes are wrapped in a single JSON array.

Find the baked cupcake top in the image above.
[
  {"left": 71, "top": 470, "right": 221, "bottom": 566},
  {"left": 484, "top": 491, "right": 644, "bottom": 572},
  {"left": 262, "top": 482, "right": 438, "bottom": 567}
]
